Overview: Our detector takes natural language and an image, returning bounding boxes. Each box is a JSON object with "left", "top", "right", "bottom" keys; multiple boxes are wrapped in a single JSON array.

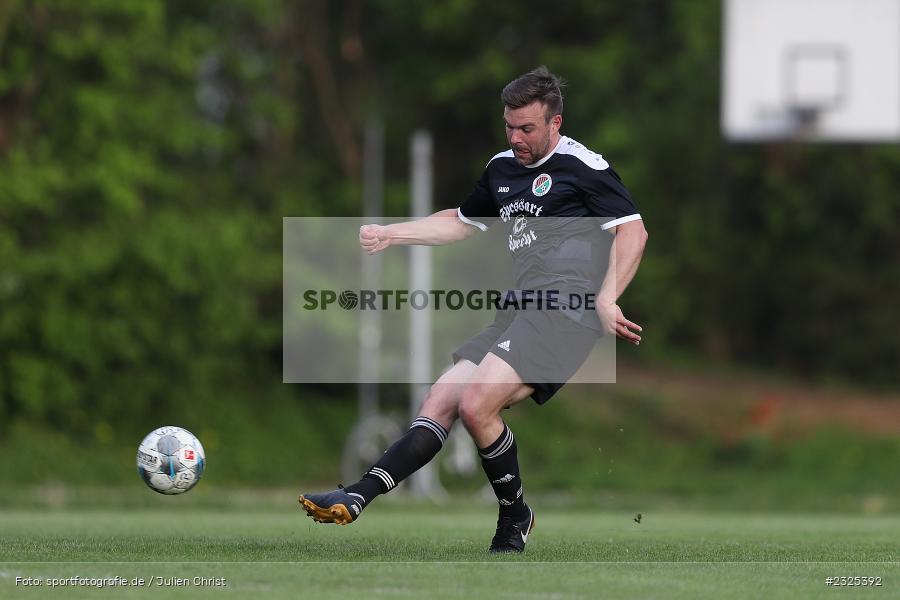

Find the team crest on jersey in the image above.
[{"left": 532, "top": 173, "right": 552, "bottom": 197}]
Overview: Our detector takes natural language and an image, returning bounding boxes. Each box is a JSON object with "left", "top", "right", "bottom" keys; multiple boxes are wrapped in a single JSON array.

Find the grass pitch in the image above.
[{"left": 1, "top": 501, "right": 897, "bottom": 599}]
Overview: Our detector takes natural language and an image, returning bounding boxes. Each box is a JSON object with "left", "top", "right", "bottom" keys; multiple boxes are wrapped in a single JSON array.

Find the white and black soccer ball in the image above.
[{"left": 136, "top": 426, "right": 206, "bottom": 495}]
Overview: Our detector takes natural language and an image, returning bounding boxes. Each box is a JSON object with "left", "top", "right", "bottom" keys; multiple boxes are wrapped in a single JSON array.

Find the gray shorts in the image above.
[{"left": 452, "top": 307, "right": 600, "bottom": 404}]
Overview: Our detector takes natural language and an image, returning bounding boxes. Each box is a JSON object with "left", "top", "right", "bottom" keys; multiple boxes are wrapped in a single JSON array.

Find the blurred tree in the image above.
[
  {"left": 0, "top": 0, "right": 897, "bottom": 451},
  {"left": 0, "top": 0, "right": 287, "bottom": 435}
]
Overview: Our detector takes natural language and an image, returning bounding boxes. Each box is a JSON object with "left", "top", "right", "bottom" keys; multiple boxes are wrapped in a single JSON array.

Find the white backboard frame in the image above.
[{"left": 722, "top": 0, "right": 900, "bottom": 142}]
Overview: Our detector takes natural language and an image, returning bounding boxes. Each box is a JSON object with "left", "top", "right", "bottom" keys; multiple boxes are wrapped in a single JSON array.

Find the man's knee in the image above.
[
  {"left": 421, "top": 382, "right": 463, "bottom": 422},
  {"left": 458, "top": 384, "right": 494, "bottom": 433}
]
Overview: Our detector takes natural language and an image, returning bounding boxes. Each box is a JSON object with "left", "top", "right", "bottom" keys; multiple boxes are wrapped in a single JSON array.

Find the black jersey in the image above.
[{"left": 457, "top": 136, "right": 641, "bottom": 330}]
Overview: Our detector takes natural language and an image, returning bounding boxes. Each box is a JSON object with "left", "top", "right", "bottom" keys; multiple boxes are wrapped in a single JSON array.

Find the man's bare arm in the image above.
[
  {"left": 359, "top": 209, "right": 479, "bottom": 254},
  {"left": 595, "top": 219, "right": 648, "bottom": 344}
]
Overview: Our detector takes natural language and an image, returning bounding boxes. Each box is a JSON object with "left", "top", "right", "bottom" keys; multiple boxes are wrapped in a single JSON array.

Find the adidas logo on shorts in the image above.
[{"left": 497, "top": 340, "right": 511, "bottom": 352}]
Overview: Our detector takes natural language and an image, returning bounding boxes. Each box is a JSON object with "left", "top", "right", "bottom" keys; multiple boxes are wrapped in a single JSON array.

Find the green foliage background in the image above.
[{"left": 0, "top": 1, "right": 897, "bottom": 495}]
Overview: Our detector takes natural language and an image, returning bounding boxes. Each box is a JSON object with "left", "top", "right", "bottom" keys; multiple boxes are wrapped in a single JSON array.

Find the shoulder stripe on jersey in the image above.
[
  {"left": 486, "top": 149, "right": 514, "bottom": 167},
  {"left": 556, "top": 137, "right": 610, "bottom": 171},
  {"left": 457, "top": 207, "right": 488, "bottom": 231},
  {"left": 601, "top": 214, "right": 642, "bottom": 230}
]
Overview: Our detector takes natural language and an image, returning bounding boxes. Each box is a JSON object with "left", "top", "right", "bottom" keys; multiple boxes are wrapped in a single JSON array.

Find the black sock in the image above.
[
  {"left": 479, "top": 423, "right": 528, "bottom": 520},
  {"left": 343, "top": 416, "right": 448, "bottom": 506}
]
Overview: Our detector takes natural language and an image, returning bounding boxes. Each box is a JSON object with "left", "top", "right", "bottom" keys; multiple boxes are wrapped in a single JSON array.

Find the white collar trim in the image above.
[{"left": 524, "top": 135, "right": 567, "bottom": 169}]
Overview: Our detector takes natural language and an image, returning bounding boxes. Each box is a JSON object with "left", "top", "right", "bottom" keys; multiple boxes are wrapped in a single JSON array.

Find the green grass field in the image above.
[{"left": 1, "top": 502, "right": 897, "bottom": 599}]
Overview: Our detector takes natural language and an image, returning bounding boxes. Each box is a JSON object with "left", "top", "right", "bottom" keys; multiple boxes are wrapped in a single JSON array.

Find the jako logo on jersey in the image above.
[
  {"left": 532, "top": 173, "right": 552, "bottom": 197},
  {"left": 497, "top": 186, "right": 510, "bottom": 193}
]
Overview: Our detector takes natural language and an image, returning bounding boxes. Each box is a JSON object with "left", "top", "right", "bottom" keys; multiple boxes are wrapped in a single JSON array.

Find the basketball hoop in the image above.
[{"left": 723, "top": 0, "right": 900, "bottom": 142}]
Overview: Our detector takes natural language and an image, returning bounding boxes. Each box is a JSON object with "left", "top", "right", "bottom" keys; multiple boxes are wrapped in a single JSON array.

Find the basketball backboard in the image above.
[{"left": 722, "top": 0, "right": 900, "bottom": 142}]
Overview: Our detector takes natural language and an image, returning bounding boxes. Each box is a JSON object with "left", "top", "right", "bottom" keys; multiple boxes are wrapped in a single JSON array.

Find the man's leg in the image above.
[
  {"left": 457, "top": 352, "right": 536, "bottom": 552},
  {"left": 298, "top": 360, "right": 476, "bottom": 524},
  {"left": 341, "top": 359, "right": 474, "bottom": 501}
]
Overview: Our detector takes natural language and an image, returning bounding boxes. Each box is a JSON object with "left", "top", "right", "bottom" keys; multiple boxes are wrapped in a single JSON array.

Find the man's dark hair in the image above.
[{"left": 501, "top": 66, "right": 565, "bottom": 121}]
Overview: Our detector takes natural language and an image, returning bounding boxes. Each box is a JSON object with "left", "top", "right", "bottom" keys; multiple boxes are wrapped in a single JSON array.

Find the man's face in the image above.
[{"left": 504, "top": 101, "right": 562, "bottom": 165}]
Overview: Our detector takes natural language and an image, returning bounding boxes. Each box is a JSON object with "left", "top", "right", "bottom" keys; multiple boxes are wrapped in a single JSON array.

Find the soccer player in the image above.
[{"left": 299, "top": 66, "right": 647, "bottom": 553}]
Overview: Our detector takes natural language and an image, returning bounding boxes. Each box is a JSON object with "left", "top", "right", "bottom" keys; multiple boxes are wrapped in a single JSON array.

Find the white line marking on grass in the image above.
[{"left": 2, "top": 561, "right": 898, "bottom": 565}]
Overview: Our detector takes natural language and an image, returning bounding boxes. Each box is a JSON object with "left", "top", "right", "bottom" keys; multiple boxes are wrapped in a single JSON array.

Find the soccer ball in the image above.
[{"left": 136, "top": 426, "right": 206, "bottom": 495}]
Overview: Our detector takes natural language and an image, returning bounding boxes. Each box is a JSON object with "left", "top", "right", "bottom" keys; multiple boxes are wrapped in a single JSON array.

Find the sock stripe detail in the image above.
[
  {"left": 368, "top": 469, "right": 391, "bottom": 489},
  {"left": 369, "top": 469, "right": 393, "bottom": 490},
  {"left": 347, "top": 492, "right": 366, "bottom": 503},
  {"left": 480, "top": 426, "right": 514, "bottom": 459},
  {"left": 410, "top": 417, "right": 448, "bottom": 444},
  {"left": 369, "top": 467, "right": 396, "bottom": 490}
]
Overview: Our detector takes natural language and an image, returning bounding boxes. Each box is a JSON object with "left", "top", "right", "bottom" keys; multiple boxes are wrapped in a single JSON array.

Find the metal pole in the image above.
[
  {"left": 359, "top": 118, "right": 383, "bottom": 418},
  {"left": 408, "top": 130, "right": 445, "bottom": 499}
]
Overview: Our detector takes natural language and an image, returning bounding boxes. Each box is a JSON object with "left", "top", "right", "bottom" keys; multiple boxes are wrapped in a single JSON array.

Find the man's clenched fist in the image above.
[{"left": 359, "top": 224, "right": 390, "bottom": 254}]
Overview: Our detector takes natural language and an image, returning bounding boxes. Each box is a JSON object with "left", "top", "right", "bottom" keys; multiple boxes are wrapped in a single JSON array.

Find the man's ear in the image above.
[{"left": 551, "top": 113, "right": 562, "bottom": 132}]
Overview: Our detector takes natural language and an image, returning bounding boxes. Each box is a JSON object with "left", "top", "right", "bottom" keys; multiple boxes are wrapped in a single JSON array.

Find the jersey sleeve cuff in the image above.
[
  {"left": 457, "top": 207, "right": 488, "bottom": 232},
  {"left": 600, "top": 214, "right": 642, "bottom": 230}
]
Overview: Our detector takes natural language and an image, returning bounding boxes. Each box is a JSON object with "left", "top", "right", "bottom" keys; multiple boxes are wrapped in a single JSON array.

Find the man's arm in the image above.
[
  {"left": 596, "top": 219, "right": 648, "bottom": 344},
  {"left": 359, "top": 208, "right": 479, "bottom": 254}
]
